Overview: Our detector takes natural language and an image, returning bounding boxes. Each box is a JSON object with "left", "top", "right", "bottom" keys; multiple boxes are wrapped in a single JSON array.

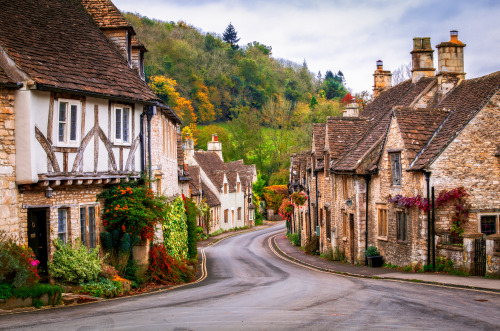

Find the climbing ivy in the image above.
[{"left": 161, "top": 197, "right": 188, "bottom": 260}]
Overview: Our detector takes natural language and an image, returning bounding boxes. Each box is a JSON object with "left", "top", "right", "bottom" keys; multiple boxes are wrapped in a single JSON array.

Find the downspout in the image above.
[
  {"left": 431, "top": 186, "right": 436, "bottom": 270},
  {"left": 145, "top": 105, "right": 156, "bottom": 189},
  {"left": 315, "top": 170, "right": 319, "bottom": 239},
  {"left": 425, "top": 171, "right": 431, "bottom": 267},
  {"left": 139, "top": 113, "right": 145, "bottom": 174},
  {"left": 364, "top": 174, "right": 371, "bottom": 264}
]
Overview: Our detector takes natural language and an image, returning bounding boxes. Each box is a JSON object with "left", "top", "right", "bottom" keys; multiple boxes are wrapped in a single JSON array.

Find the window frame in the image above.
[
  {"left": 479, "top": 214, "right": 498, "bottom": 235},
  {"left": 342, "top": 212, "right": 347, "bottom": 237},
  {"left": 377, "top": 206, "right": 388, "bottom": 239},
  {"left": 80, "top": 204, "right": 98, "bottom": 249},
  {"left": 224, "top": 209, "right": 228, "bottom": 224},
  {"left": 224, "top": 183, "right": 228, "bottom": 194},
  {"left": 54, "top": 99, "right": 80, "bottom": 147},
  {"left": 396, "top": 210, "right": 407, "bottom": 242},
  {"left": 112, "top": 104, "right": 132, "bottom": 146},
  {"left": 58, "top": 208, "right": 68, "bottom": 244},
  {"left": 390, "top": 152, "right": 402, "bottom": 186},
  {"left": 237, "top": 207, "right": 242, "bottom": 221}
]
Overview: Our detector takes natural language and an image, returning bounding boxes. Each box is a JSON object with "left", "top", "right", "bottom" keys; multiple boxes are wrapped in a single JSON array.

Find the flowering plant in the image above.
[
  {"left": 278, "top": 199, "right": 294, "bottom": 221},
  {"left": 291, "top": 192, "right": 308, "bottom": 206}
]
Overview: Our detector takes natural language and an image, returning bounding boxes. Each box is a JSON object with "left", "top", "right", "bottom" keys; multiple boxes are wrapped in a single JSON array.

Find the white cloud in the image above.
[{"left": 114, "top": 0, "right": 500, "bottom": 93}]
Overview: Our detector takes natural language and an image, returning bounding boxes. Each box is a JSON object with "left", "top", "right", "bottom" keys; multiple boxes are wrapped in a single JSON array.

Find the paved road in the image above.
[{"left": 1, "top": 223, "right": 500, "bottom": 330}]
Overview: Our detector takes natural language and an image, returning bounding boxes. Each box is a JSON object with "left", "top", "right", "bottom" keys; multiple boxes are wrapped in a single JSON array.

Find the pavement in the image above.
[{"left": 271, "top": 229, "right": 500, "bottom": 292}]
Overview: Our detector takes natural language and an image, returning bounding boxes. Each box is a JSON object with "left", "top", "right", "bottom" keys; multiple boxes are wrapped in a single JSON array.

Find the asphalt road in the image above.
[{"left": 1, "top": 223, "right": 500, "bottom": 330}]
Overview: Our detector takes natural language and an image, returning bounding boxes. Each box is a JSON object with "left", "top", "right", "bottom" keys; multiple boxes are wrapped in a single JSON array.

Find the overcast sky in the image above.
[{"left": 113, "top": 0, "right": 500, "bottom": 94}]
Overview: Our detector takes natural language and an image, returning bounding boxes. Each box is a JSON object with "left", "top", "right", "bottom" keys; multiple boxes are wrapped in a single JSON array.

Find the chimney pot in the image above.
[{"left": 376, "top": 60, "right": 383, "bottom": 69}]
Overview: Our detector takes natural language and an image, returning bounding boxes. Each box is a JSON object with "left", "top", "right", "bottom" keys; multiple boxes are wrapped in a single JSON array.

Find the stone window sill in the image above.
[{"left": 378, "top": 236, "right": 388, "bottom": 242}]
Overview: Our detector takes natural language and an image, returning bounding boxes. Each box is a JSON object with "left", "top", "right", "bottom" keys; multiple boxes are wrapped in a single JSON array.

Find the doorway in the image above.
[{"left": 27, "top": 208, "right": 49, "bottom": 277}]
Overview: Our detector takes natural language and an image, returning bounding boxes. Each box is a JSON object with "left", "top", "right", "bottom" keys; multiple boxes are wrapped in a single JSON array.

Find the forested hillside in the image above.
[{"left": 124, "top": 13, "right": 367, "bottom": 184}]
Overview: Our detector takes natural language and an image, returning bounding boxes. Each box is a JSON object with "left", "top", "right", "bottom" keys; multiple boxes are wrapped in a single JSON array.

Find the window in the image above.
[
  {"left": 342, "top": 212, "right": 347, "bottom": 237},
  {"left": 232, "top": 210, "right": 235, "bottom": 223},
  {"left": 378, "top": 208, "right": 387, "bottom": 237},
  {"left": 224, "top": 183, "right": 228, "bottom": 194},
  {"left": 342, "top": 176, "right": 349, "bottom": 199},
  {"left": 114, "top": 105, "right": 131, "bottom": 145},
  {"left": 80, "top": 206, "right": 97, "bottom": 248},
  {"left": 56, "top": 100, "right": 79, "bottom": 145},
  {"left": 390, "top": 152, "right": 402, "bottom": 186},
  {"left": 237, "top": 182, "right": 241, "bottom": 193},
  {"left": 237, "top": 207, "right": 241, "bottom": 221},
  {"left": 224, "top": 209, "right": 228, "bottom": 223},
  {"left": 396, "top": 210, "right": 407, "bottom": 242},
  {"left": 58, "top": 209, "right": 68, "bottom": 244},
  {"left": 326, "top": 209, "right": 331, "bottom": 240},
  {"left": 480, "top": 215, "right": 498, "bottom": 235}
]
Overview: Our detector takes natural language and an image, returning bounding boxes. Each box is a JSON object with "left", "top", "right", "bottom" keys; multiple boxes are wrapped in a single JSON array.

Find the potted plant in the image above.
[{"left": 365, "top": 246, "right": 383, "bottom": 267}]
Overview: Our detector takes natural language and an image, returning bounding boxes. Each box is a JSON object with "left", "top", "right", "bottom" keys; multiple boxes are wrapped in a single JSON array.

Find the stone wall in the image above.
[
  {"left": 0, "top": 88, "right": 21, "bottom": 242},
  {"left": 103, "top": 30, "right": 129, "bottom": 63}
]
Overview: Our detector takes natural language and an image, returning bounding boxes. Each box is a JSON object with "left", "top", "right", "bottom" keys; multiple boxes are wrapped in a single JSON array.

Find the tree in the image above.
[
  {"left": 222, "top": 23, "right": 240, "bottom": 50},
  {"left": 392, "top": 63, "right": 411, "bottom": 85}
]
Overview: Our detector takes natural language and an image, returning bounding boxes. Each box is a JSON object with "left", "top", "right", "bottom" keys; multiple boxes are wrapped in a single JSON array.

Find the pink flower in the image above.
[{"left": 31, "top": 260, "right": 40, "bottom": 266}]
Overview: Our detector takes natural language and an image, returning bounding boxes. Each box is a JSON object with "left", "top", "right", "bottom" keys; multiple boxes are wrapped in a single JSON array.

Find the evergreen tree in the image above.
[{"left": 223, "top": 23, "right": 240, "bottom": 50}]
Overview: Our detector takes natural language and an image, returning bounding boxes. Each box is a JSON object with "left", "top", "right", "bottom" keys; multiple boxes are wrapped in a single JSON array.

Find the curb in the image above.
[{"left": 270, "top": 232, "right": 500, "bottom": 294}]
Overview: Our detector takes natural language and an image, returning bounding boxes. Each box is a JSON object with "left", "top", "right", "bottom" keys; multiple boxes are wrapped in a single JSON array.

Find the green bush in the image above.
[
  {"left": 304, "top": 235, "right": 319, "bottom": 255},
  {"left": 49, "top": 239, "right": 102, "bottom": 285},
  {"left": 254, "top": 211, "right": 263, "bottom": 225},
  {"left": 10, "top": 283, "right": 62, "bottom": 308},
  {"left": 0, "top": 283, "right": 13, "bottom": 301},
  {"left": 78, "top": 279, "right": 123, "bottom": 298},
  {"left": 100, "top": 230, "right": 140, "bottom": 274},
  {"left": 162, "top": 196, "right": 188, "bottom": 260},
  {"left": 287, "top": 233, "right": 301, "bottom": 247},
  {"left": 123, "top": 258, "right": 143, "bottom": 288},
  {"left": 184, "top": 196, "right": 198, "bottom": 259},
  {"left": 365, "top": 246, "right": 380, "bottom": 257},
  {"left": 0, "top": 233, "right": 40, "bottom": 288}
]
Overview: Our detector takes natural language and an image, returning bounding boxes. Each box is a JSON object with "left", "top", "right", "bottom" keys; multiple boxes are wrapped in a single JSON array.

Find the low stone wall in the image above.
[{"left": 486, "top": 234, "right": 500, "bottom": 276}]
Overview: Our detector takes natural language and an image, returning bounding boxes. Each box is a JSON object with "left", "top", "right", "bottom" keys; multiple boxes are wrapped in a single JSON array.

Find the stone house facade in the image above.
[
  {"left": 0, "top": 0, "right": 182, "bottom": 271},
  {"left": 290, "top": 31, "right": 500, "bottom": 275}
]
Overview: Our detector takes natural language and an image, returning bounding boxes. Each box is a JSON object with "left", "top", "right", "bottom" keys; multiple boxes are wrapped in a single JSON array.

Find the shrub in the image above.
[
  {"left": 0, "top": 233, "right": 40, "bottom": 288},
  {"left": 162, "top": 197, "right": 188, "bottom": 260},
  {"left": 100, "top": 230, "right": 140, "bottom": 274},
  {"left": 12, "top": 283, "right": 63, "bottom": 307},
  {"left": 287, "top": 233, "right": 301, "bottom": 247},
  {"left": 304, "top": 235, "right": 319, "bottom": 255},
  {"left": 123, "top": 258, "right": 143, "bottom": 287},
  {"left": 365, "top": 246, "right": 380, "bottom": 257},
  {"left": 254, "top": 211, "right": 263, "bottom": 225},
  {"left": 278, "top": 199, "right": 293, "bottom": 221},
  {"left": 48, "top": 239, "right": 102, "bottom": 285},
  {"left": 78, "top": 279, "right": 123, "bottom": 298},
  {"left": 0, "top": 283, "right": 13, "bottom": 301},
  {"left": 148, "top": 243, "right": 195, "bottom": 284},
  {"left": 332, "top": 247, "right": 347, "bottom": 262},
  {"left": 183, "top": 196, "right": 198, "bottom": 259},
  {"left": 263, "top": 185, "right": 288, "bottom": 213},
  {"left": 100, "top": 263, "right": 118, "bottom": 280}
]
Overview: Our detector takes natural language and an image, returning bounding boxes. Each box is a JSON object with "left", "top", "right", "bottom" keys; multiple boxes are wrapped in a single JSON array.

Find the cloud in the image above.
[{"left": 114, "top": 0, "right": 500, "bottom": 93}]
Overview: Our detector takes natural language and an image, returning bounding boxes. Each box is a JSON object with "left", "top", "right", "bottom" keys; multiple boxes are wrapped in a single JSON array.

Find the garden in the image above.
[{"left": 0, "top": 180, "right": 208, "bottom": 310}]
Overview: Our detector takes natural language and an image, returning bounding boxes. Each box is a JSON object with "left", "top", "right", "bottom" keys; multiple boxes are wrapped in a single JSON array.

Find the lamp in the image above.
[
  {"left": 345, "top": 199, "right": 352, "bottom": 207},
  {"left": 248, "top": 202, "right": 256, "bottom": 221},
  {"left": 45, "top": 187, "right": 53, "bottom": 198}
]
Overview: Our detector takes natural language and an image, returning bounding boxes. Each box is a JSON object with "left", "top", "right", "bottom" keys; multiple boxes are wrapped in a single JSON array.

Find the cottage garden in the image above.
[{"left": 0, "top": 180, "right": 208, "bottom": 309}]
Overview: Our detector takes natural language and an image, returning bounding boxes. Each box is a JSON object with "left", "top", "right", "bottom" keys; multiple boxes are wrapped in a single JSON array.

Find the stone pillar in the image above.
[
  {"left": 462, "top": 233, "right": 483, "bottom": 275},
  {"left": 132, "top": 238, "right": 150, "bottom": 276},
  {"left": 486, "top": 234, "right": 500, "bottom": 276}
]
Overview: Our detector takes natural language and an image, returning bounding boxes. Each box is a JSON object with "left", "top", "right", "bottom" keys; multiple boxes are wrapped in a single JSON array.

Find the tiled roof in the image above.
[
  {"left": 326, "top": 116, "right": 368, "bottom": 162},
  {"left": 0, "top": 0, "right": 158, "bottom": 103},
  {"left": 332, "top": 78, "right": 436, "bottom": 172},
  {"left": 394, "top": 108, "right": 449, "bottom": 162},
  {"left": 0, "top": 66, "right": 17, "bottom": 87},
  {"left": 187, "top": 165, "right": 201, "bottom": 196},
  {"left": 410, "top": 71, "right": 500, "bottom": 170},
  {"left": 177, "top": 130, "right": 184, "bottom": 169},
  {"left": 194, "top": 151, "right": 227, "bottom": 192},
  {"left": 201, "top": 182, "right": 220, "bottom": 207},
  {"left": 81, "top": 0, "right": 132, "bottom": 30}
]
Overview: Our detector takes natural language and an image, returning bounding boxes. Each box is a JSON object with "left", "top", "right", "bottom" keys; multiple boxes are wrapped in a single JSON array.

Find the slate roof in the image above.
[
  {"left": 394, "top": 108, "right": 449, "bottom": 162},
  {"left": 81, "top": 0, "right": 132, "bottom": 30},
  {"left": 312, "top": 123, "right": 326, "bottom": 159},
  {"left": 326, "top": 116, "right": 369, "bottom": 162},
  {"left": 187, "top": 165, "right": 201, "bottom": 196},
  {"left": 201, "top": 182, "right": 220, "bottom": 207},
  {"left": 410, "top": 71, "right": 500, "bottom": 170},
  {"left": 332, "top": 78, "right": 437, "bottom": 172},
  {"left": 0, "top": 0, "right": 158, "bottom": 103}
]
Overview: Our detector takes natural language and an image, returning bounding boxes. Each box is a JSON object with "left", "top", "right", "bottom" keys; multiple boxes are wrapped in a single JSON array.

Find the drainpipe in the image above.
[
  {"left": 315, "top": 170, "right": 319, "bottom": 239},
  {"left": 364, "top": 174, "right": 371, "bottom": 264},
  {"left": 431, "top": 186, "right": 436, "bottom": 271},
  {"left": 139, "top": 113, "right": 145, "bottom": 174},
  {"left": 145, "top": 105, "right": 156, "bottom": 189},
  {"left": 307, "top": 183, "right": 312, "bottom": 242},
  {"left": 425, "top": 171, "right": 431, "bottom": 267}
]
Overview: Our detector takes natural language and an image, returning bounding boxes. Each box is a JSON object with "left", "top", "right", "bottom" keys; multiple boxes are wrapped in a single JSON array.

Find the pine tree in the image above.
[{"left": 222, "top": 23, "right": 240, "bottom": 50}]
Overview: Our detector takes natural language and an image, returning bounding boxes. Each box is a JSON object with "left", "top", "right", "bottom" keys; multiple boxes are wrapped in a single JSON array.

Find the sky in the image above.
[{"left": 113, "top": 0, "right": 500, "bottom": 93}]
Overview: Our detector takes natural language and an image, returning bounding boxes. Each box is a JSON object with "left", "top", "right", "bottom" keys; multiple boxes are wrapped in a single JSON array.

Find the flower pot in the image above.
[{"left": 367, "top": 256, "right": 383, "bottom": 268}]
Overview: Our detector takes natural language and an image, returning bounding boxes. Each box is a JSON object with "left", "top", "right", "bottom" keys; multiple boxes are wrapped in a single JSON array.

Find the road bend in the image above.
[{"left": 1, "top": 223, "right": 499, "bottom": 330}]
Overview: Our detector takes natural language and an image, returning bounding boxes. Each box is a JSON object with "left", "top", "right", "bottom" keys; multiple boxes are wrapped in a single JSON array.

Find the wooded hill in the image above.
[{"left": 124, "top": 13, "right": 365, "bottom": 184}]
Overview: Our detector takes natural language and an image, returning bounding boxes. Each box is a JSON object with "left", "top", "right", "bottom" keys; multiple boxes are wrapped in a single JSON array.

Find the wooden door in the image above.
[
  {"left": 27, "top": 208, "right": 49, "bottom": 276},
  {"left": 349, "top": 213, "right": 355, "bottom": 263}
]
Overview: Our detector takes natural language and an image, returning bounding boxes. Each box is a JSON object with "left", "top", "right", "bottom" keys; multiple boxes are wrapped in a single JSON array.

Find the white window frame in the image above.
[
  {"left": 58, "top": 208, "right": 68, "bottom": 244},
  {"left": 113, "top": 104, "right": 132, "bottom": 145},
  {"left": 54, "top": 99, "right": 80, "bottom": 147}
]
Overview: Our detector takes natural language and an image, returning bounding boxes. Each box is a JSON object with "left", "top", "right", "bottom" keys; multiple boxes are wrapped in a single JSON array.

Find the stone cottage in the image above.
[
  {"left": 0, "top": 0, "right": 182, "bottom": 271},
  {"left": 290, "top": 31, "right": 500, "bottom": 275}
]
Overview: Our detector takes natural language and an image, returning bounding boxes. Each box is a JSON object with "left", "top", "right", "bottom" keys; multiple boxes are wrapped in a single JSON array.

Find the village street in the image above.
[{"left": 1, "top": 223, "right": 500, "bottom": 331}]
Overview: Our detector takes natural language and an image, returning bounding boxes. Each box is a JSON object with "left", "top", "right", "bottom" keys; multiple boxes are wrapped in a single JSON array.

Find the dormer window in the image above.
[
  {"left": 113, "top": 105, "right": 131, "bottom": 145},
  {"left": 55, "top": 99, "right": 80, "bottom": 146}
]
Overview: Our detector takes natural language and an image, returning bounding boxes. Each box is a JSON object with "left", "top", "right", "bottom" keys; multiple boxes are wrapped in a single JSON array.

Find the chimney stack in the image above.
[
  {"left": 343, "top": 100, "right": 359, "bottom": 117},
  {"left": 207, "top": 133, "right": 223, "bottom": 161},
  {"left": 373, "top": 60, "right": 392, "bottom": 98},
  {"left": 436, "top": 30, "right": 466, "bottom": 97},
  {"left": 411, "top": 37, "right": 435, "bottom": 83},
  {"left": 183, "top": 134, "right": 195, "bottom": 164}
]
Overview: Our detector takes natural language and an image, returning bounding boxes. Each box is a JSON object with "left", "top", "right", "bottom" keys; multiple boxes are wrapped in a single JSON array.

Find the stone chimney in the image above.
[
  {"left": 183, "top": 135, "right": 194, "bottom": 163},
  {"left": 343, "top": 101, "right": 359, "bottom": 117},
  {"left": 436, "top": 30, "right": 466, "bottom": 96},
  {"left": 373, "top": 60, "right": 392, "bottom": 98},
  {"left": 411, "top": 37, "right": 435, "bottom": 83},
  {"left": 207, "top": 133, "right": 223, "bottom": 161}
]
